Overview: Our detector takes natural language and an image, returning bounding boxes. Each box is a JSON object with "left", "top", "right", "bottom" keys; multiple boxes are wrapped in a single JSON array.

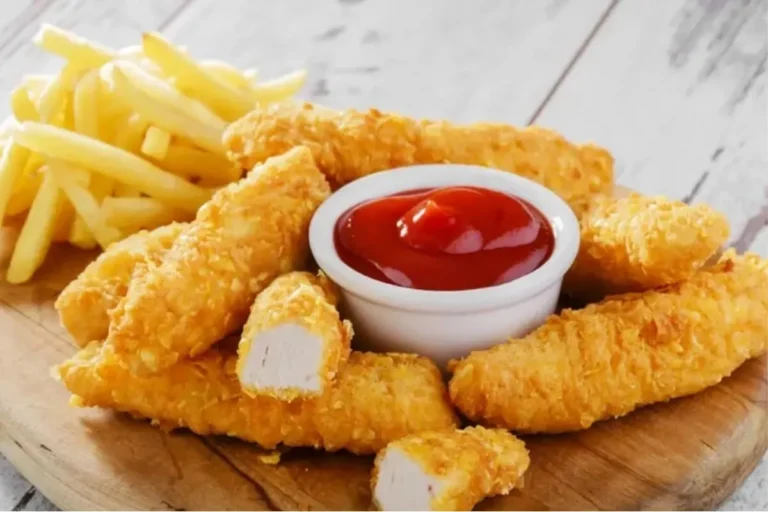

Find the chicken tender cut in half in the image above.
[
  {"left": 237, "top": 271, "right": 353, "bottom": 401},
  {"left": 55, "top": 347, "right": 459, "bottom": 455},
  {"left": 224, "top": 102, "right": 613, "bottom": 216},
  {"left": 105, "top": 146, "right": 331, "bottom": 375},
  {"left": 564, "top": 193, "right": 730, "bottom": 300},
  {"left": 449, "top": 250, "right": 768, "bottom": 434},
  {"left": 372, "top": 426, "right": 529, "bottom": 511},
  {"left": 55, "top": 222, "right": 187, "bottom": 347}
]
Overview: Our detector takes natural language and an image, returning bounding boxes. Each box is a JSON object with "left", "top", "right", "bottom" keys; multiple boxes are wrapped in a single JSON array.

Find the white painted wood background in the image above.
[{"left": 0, "top": 0, "right": 765, "bottom": 510}]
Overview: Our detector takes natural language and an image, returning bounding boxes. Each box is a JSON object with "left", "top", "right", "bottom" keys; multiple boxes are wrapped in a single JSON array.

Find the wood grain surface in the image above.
[
  {"left": 0, "top": 241, "right": 765, "bottom": 511},
  {"left": 0, "top": 0, "right": 766, "bottom": 509}
]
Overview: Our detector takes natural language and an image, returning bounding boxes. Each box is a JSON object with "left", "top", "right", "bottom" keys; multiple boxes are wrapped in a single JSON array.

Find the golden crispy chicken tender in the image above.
[
  {"left": 372, "top": 426, "right": 529, "bottom": 511},
  {"left": 56, "top": 347, "right": 459, "bottom": 455},
  {"left": 55, "top": 222, "right": 187, "bottom": 347},
  {"left": 237, "top": 271, "right": 353, "bottom": 401},
  {"left": 105, "top": 147, "right": 331, "bottom": 375},
  {"left": 449, "top": 250, "right": 768, "bottom": 434},
  {"left": 564, "top": 194, "right": 730, "bottom": 300},
  {"left": 224, "top": 102, "right": 613, "bottom": 215}
]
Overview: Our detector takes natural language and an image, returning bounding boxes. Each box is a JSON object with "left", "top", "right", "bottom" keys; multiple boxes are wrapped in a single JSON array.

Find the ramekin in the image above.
[{"left": 309, "top": 164, "right": 579, "bottom": 369}]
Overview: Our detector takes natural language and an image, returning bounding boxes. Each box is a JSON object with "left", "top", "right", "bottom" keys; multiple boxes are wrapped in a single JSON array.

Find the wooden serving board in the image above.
[{"left": 0, "top": 229, "right": 766, "bottom": 511}]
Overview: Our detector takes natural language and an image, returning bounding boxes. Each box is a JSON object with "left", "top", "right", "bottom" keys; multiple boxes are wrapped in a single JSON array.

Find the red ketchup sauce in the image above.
[{"left": 334, "top": 186, "right": 555, "bottom": 291}]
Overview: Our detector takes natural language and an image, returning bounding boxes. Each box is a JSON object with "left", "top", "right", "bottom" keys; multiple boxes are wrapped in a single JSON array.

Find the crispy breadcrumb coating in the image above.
[
  {"left": 449, "top": 250, "right": 768, "bottom": 433},
  {"left": 564, "top": 194, "right": 730, "bottom": 300},
  {"left": 371, "top": 426, "right": 529, "bottom": 511},
  {"left": 55, "top": 347, "right": 459, "bottom": 455},
  {"left": 236, "top": 271, "right": 353, "bottom": 400},
  {"left": 105, "top": 147, "right": 331, "bottom": 375},
  {"left": 224, "top": 102, "right": 613, "bottom": 215},
  {"left": 54, "top": 223, "right": 187, "bottom": 347}
]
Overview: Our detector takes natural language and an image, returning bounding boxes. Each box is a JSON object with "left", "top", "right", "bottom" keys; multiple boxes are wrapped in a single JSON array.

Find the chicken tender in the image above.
[
  {"left": 56, "top": 347, "right": 459, "bottom": 455},
  {"left": 372, "top": 426, "right": 529, "bottom": 511},
  {"left": 224, "top": 102, "right": 613, "bottom": 215},
  {"left": 105, "top": 146, "right": 331, "bottom": 375},
  {"left": 564, "top": 194, "right": 730, "bottom": 300},
  {"left": 55, "top": 222, "right": 187, "bottom": 347},
  {"left": 449, "top": 250, "right": 768, "bottom": 433},
  {"left": 237, "top": 271, "right": 353, "bottom": 401}
]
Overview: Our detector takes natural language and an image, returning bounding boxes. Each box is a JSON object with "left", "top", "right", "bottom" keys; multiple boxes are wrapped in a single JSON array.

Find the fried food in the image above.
[
  {"left": 3, "top": 24, "right": 308, "bottom": 283},
  {"left": 223, "top": 102, "right": 614, "bottom": 215},
  {"left": 14, "top": 122, "right": 211, "bottom": 213},
  {"left": 448, "top": 250, "right": 768, "bottom": 433},
  {"left": 55, "top": 222, "right": 186, "bottom": 347},
  {"left": 56, "top": 347, "right": 459, "bottom": 455},
  {"left": 6, "top": 168, "right": 65, "bottom": 284},
  {"left": 237, "top": 271, "right": 353, "bottom": 401},
  {"left": 371, "top": 426, "right": 529, "bottom": 511},
  {"left": 105, "top": 147, "right": 331, "bottom": 375},
  {"left": 564, "top": 193, "right": 730, "bottom": 300}
]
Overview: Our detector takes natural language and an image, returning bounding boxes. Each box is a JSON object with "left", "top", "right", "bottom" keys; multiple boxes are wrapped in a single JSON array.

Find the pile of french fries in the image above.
[{"left": 0, "top": 24, "right": 307, "bottom": 284}]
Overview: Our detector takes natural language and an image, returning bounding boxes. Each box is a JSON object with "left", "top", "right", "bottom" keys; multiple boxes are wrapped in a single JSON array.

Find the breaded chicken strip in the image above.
[
  {"left": 237, "top": 271, "right": 353, "bottom": 401},
  {"left": 564, "top": 194, "right": 730, "bottom": 300},
  {"left": 56, "top": 347, "right": 459, "bottom": 455},
  {"left": 106, "top": 147, "right": 331, "bottom": 375},
  {"left": 224, "top": 102, "right": 613, "bottom": 215},
  {"left": 449, "top": 250, "right": 768, "bottom": 433},
  {"left": 55, "top": 222, "right": 187, "bottom": 347},
  {"left": 372, "top": 426, "right": 529, "bottom": 511}
]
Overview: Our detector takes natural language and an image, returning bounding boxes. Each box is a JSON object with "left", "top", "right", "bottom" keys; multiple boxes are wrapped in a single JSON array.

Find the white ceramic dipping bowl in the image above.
[{"left": 309, "top": 164, "right": 580, "bottom": 370}]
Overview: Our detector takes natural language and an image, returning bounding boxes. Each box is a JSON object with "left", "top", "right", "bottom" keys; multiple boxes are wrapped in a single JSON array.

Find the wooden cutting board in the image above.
[{"left": 0, "top": 230, "right": 766, "bottom": 511}]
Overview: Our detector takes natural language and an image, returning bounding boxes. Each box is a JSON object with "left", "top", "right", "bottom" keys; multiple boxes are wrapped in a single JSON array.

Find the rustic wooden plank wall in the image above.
[{"left": 0, "top": 0, "right": 765, "bottom": 510}]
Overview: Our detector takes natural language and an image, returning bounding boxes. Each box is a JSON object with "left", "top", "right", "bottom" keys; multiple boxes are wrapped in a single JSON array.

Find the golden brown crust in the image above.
[
  {"left": 223, "top": 102, "right": 614, "bottom": 215},
  {"left": 105, "top": 146, "right": 331, "bottom": 375},
  {"left": 371, "top": 426, "right": 530, "bottom": 511},
  {"left": 236, "top": 271, "right": 353, "bottom": 400},
  {"left": 449, "top": 250, "right": 768, "bottom": 433},
  {"left": 55, "top": 347, "right": 458, "bottom": 455},
  {"left": 54, "top": 222, "right": 187, "bottom": 347},
  {"left": 564, "top": 194, "right": 730, "bottom": 300}
]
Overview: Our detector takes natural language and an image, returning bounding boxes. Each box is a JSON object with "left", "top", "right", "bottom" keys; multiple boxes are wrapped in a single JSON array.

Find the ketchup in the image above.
[{"left": 334, "top": 186, "right": 554, "bottom": 291}]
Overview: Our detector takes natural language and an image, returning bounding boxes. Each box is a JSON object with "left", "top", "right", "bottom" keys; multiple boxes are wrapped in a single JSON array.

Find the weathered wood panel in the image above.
[{"left": 162, "top": 0, "right": 612, "bottom": 123}]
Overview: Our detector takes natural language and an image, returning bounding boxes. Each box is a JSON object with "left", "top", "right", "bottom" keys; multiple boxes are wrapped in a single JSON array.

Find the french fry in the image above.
[
  {"left": 101, "top": 196, "right": 190, "bottom": 232},
  {"left": 34, "top": 23, "right": 115, "bottom": 68},
  {"left": 6, "top": 169, "right": 64, "bottom": 283},
  {"left": 249, "top": 69, "right": 308, "bottom": 104},
  {"left": 48, "top": 160, "right": 122, "bottom": 249},
  {"left": 68, "top": 217, "right": 97, "bottom": 249},
  {"left": 0, "top": 142, "right": 30, "bottom": 223},
  {"left": 74, "top": 69, "right": 114, "bottom": 199},
  {"left": 106, "top": 65, "right": 225, "bottom": 155},
  {"left": 112, "top": 113, "right": 149, "bottom": 153},
  {"left": 22, "top": 75, "right": 54, "bottom": 106},
  {"left": 140, "top": 126, "right": 171, "bottom": 160},
  {"left": 200, "top": 59, "right": 251, "bottom": 89},
  {"left": 156, "top": 144, "right": 242, "bottom": 185},
  {"left": 52, "top": 198, "right": 76, "bottom": 242},
  {"left": 10, "top": 85, "right": 39, "bottom": 122},
  {"left": 5, "top": 170, "right": 41, "bottom": 217},
  {"left": 112, "top": 182, "right": 142, "bottom": 197},
  {"left": 73, "top": 69, "right": 100, "bottom": 138},
  {"left": 142, "top": 32, "right": 254, "bottom": 121},
  {"left": 14, "top": 122, "right": 211, "bottom": 212},
  {"left": 23, "top": 73, "right": 54, "bottom": 94},
  {"left": 111, "top": 60, "right": 226, "bottom": 129},
  {"left": 38, "top": 64, "right": 82, "bottom": 123}
]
